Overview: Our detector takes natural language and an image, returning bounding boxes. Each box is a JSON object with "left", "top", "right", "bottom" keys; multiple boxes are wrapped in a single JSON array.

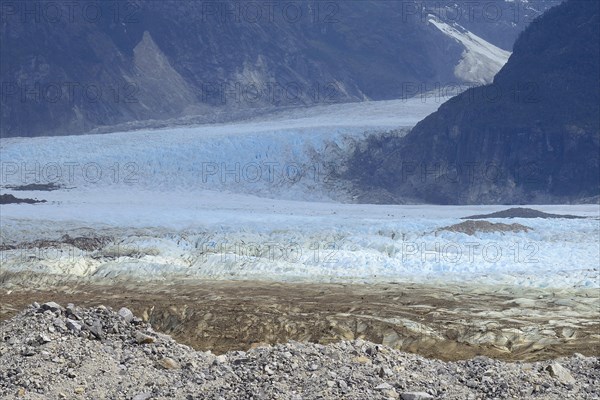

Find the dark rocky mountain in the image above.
[
  {"left": 440, "top": 0, "right": 563, "bottom": 51},
  {"left": 348, "top": 0, "right": 599, "bottom": 204},
  {"left": 1, "top": 0, "right": 557, "bottom": 138}
]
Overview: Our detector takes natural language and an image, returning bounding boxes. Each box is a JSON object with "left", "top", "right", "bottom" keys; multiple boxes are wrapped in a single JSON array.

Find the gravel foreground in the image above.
[{"left": 1, "top": 303, "right": 598, "bottom": 400}]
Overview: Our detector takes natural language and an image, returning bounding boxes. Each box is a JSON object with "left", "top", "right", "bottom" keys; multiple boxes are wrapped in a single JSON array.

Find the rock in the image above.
[
  {"left": 466, "top": 379, "right": 479, "bottom": 388},
  {"left": 96, "top": 305, "right": 108, "bottom": 313},
  {"left": 118, "top": 307, "right": 134, "bottom": 323},
  {"left": 231, "top": 358, "right": 250, "bottom": 366},
  {"left": 135, "top": 332, "right": 155, "bottom": 344},
  {"left": 132, "top": 393, "right": 153, "bottom": 400},
  {"left": 158, "top": 357, "right": 180, "bottom": 370},
  {"left": 383, "top": 389, "right": 400, "bottom": 399},
  {"left": 365, "top": 346, "right": 378, "bottom": 356},
  {"left": 21, "top": 347, "right": 36, "bottom": 356},
  {"left": 400, "top": 393, "right": 434, "bottom": 400},
  {"left": 375, "top": 383, "right": 393, "bottom": 390},
  {"left": 66, "top": 319, "right": 82, "bottom": 333},
  {"left": 65, "top": 304, "right": 80, "bottom": 320},
  {"left": 88, "top": 320, "right": 103, "bottom": 340},
  {"left": 41, "top": 302, "right": 62, "bottom": 313},
  {"left": 379, "top": 366, "right": 393, "bottom": 378},
  {"left": 521, "top": 387, "right": 534, "bottom": 396},
  {"left": 38, "top": 334, "right": 52, "bottom": 344},
  {"left": 53, "top": 318, "right": 65, "bottom": 328},
  {"left": 74, "top": 387, "right": 85, "bottom": 394},
  {"left": 215, "top": 355, "right": 227, "bottom": 364},
  {"left": 546, "top": 363, "right": 576, "bottom": 385}
]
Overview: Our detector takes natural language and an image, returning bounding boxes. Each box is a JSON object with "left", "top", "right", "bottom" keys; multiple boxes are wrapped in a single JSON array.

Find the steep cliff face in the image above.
[
  {"left": 1, "top": 0, "right": 555, "bottom": 138},
  {"left": 348, "top": 0, "right": 599, "bottom": 204}
]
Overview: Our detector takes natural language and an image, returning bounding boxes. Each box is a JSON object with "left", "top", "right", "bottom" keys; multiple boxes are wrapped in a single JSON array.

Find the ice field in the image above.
[
  {"left": 1, "top": 97, "right": 598, "bottom": 289},
  {"left": 0, "top": 96, "right": 453, "bottom": 201}
]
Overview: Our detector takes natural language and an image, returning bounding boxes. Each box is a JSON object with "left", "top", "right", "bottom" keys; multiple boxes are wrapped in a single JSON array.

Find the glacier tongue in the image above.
[{"left": 0, "top": 97, "right": 450, "bottom": 202}]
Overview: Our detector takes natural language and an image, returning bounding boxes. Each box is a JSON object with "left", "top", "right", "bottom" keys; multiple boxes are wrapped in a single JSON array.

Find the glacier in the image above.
[{"left": 1, "top": 97, "right": 598, "bottom": 289}]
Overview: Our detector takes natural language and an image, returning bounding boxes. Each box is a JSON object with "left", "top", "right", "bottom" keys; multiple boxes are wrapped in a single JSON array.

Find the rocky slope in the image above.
[
  {"left": 1, "top": 302, "right": 598, "bottom": 399},
  {"left": 347, "top": 0, "right": 599, "bottom": 204},
  {"left": 1, "top": 0, "right": 559, "bottom": 138}
]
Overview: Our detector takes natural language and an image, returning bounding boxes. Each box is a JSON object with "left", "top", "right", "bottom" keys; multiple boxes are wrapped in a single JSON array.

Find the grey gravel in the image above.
[{"left": 1, "top": 303, "right": 599, "bottom": 399}]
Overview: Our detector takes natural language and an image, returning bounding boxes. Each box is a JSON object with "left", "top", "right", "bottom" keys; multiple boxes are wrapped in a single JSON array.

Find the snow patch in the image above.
[{"left": 428, "top": 17, "right": 512, "bottom": 84}]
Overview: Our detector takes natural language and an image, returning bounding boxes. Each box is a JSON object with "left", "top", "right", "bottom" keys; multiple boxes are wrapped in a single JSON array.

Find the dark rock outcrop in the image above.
[
  {"left": 0, "top": 194, "right": 46, "bottom": 205},
  {"left": 348, "top": 0, "right": 599, "bottom": 204},
  {"left": 462, "top": 207, "right": 588, "bottom": 220}
]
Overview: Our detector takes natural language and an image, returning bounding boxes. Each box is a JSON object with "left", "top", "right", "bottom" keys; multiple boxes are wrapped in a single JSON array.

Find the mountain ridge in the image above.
[
  {"left": 1, "top": 0, "right": 558, "bottom": 138},
  {"left": 347, "top": 0, "right": 599, "bottom": 204}
]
